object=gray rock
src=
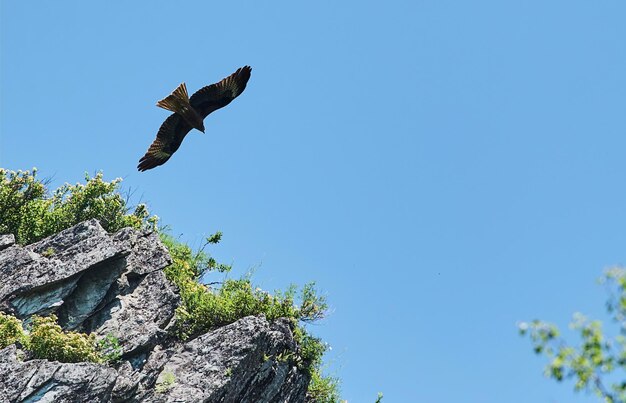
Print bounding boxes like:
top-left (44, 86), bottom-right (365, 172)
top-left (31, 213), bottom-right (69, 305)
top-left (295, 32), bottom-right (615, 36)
top-left (79, 227), bottom-right (178, 356)
top-left (139, 316), bottom-right (310, 403)
top-left (0, 246), bottom-right (64, 306)
top-left (26, 219), bottom-right (107, 254)
top-left (0, 234), bottom-right (15, 251)
top-left (112, 345), bottom-right (173, 402)
top-left (84, 269), bottom-right (179, 356)
top-left (0, 221), bottom-right (176, 349)
top-left (0, 219), bottom-right (129, 319)
top-left (10, 277), bottom-right (80, 319)
top-left (56, 256), bottom-right (128, 330)
top-left (112, 228), bottom-right (172, 276)
top-left (0, 345), bottom-right (117, 403)
top-left (0, 221), bottom-right (311, 402)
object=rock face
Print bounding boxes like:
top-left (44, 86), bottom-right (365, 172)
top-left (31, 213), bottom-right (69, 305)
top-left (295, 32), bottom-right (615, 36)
top-left (0, 345), bottom-right (118, 403)
top-left (139, 317), bottom-right (309, 403)
top-left (0, 220), bottom-right (310, 402)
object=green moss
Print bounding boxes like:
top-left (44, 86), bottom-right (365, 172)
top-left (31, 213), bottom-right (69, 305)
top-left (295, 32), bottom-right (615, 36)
top-left (155, 371), bottom-right (176, 393)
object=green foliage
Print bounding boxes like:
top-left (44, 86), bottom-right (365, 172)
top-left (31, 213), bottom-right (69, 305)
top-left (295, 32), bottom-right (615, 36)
top-left (307, 369), bottom-right (342, 403)
top-left (41, 247), bottom-right (56, 258)
top-left (155, 371), bottom-right (176, 393)
top-left (305, 375), bottom-right (382, 403)
top-left (160, 231), bottom-right (231, 286)
top-left (160, 232), bottom-right (327, 341)
top-left (0, 312), bottom-right (26, 349)
top-left (292, 326), bottom-right (328, 371)
top-left (28, 315), bottom-right (103, 363)
top-left (171, 276), bottom-right (328, 343)
top-left (520, 268), bottom-right (626, 403)
top-left (0, 313), bottom-right (119, 364)
top-left (0, 168), bottom-right (156, 245)
top-left (160, 232), bottom-right (338, 400)
top-left (96, 333), bottom-right (123, 363)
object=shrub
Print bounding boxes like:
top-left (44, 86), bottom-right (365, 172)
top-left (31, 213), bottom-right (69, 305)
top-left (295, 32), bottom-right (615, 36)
top-left (0, 313), bottom-right (120, 364)
top-left (0, 168), bottom-right (156, 245)
top-left (307, 369), bottom-right (342, 403)
top-left (172, 278), bottom-right (328, 340)
top-left (27, 315), bottom-right (103, 363)
top-left (161, 232), bottom-right (338, 399)
top-left (161, 232), bottom-right (328, 339)
top-left (0, 312), bottom-right (26, 349)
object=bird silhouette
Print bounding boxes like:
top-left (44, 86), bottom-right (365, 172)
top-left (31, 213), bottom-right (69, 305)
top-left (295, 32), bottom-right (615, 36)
top-left (138, 66), bottom-right (252, 171)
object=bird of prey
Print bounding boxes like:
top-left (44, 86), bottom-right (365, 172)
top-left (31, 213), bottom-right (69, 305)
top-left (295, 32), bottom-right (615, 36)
top-left (137, 66), bottom-right (252, 171)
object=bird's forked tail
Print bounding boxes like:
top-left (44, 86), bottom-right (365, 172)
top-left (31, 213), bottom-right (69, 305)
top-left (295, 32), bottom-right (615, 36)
top-left (156, 83), bottom-right (191, 115)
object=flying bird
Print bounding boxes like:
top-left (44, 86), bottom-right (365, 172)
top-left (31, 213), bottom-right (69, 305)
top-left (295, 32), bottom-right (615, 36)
top-left (137, 66), bottom-right (252, 171)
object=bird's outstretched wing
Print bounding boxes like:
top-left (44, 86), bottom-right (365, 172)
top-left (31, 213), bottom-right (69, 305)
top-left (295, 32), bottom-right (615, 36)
top-left (137, 113), bottom-right (192, 171)
top-left (189, 66), bottom-right (252, 118)
top-left (138, 66), bottom-right (251, 172)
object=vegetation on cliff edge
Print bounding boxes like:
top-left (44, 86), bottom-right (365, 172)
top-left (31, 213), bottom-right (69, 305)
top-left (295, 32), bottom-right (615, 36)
top-left (0, 168), bottom-right (341, 401)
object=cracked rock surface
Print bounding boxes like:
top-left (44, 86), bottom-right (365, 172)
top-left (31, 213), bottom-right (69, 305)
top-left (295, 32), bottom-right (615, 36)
top-left (0, 220), bottom-right (310, 402)
top-left (0, 345), bottom-right (118, 403)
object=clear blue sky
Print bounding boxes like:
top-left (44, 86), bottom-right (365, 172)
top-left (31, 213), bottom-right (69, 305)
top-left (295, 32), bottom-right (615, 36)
top-left (2, 1), bottom-right (625, 402)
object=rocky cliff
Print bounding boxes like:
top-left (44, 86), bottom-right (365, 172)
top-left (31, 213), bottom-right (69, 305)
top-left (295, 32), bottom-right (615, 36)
top-left (0, 219), bottom-right (310, 402)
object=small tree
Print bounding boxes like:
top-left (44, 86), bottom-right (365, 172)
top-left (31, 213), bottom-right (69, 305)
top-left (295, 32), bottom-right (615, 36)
top-left (520, 268), bottom-right (626, 402)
